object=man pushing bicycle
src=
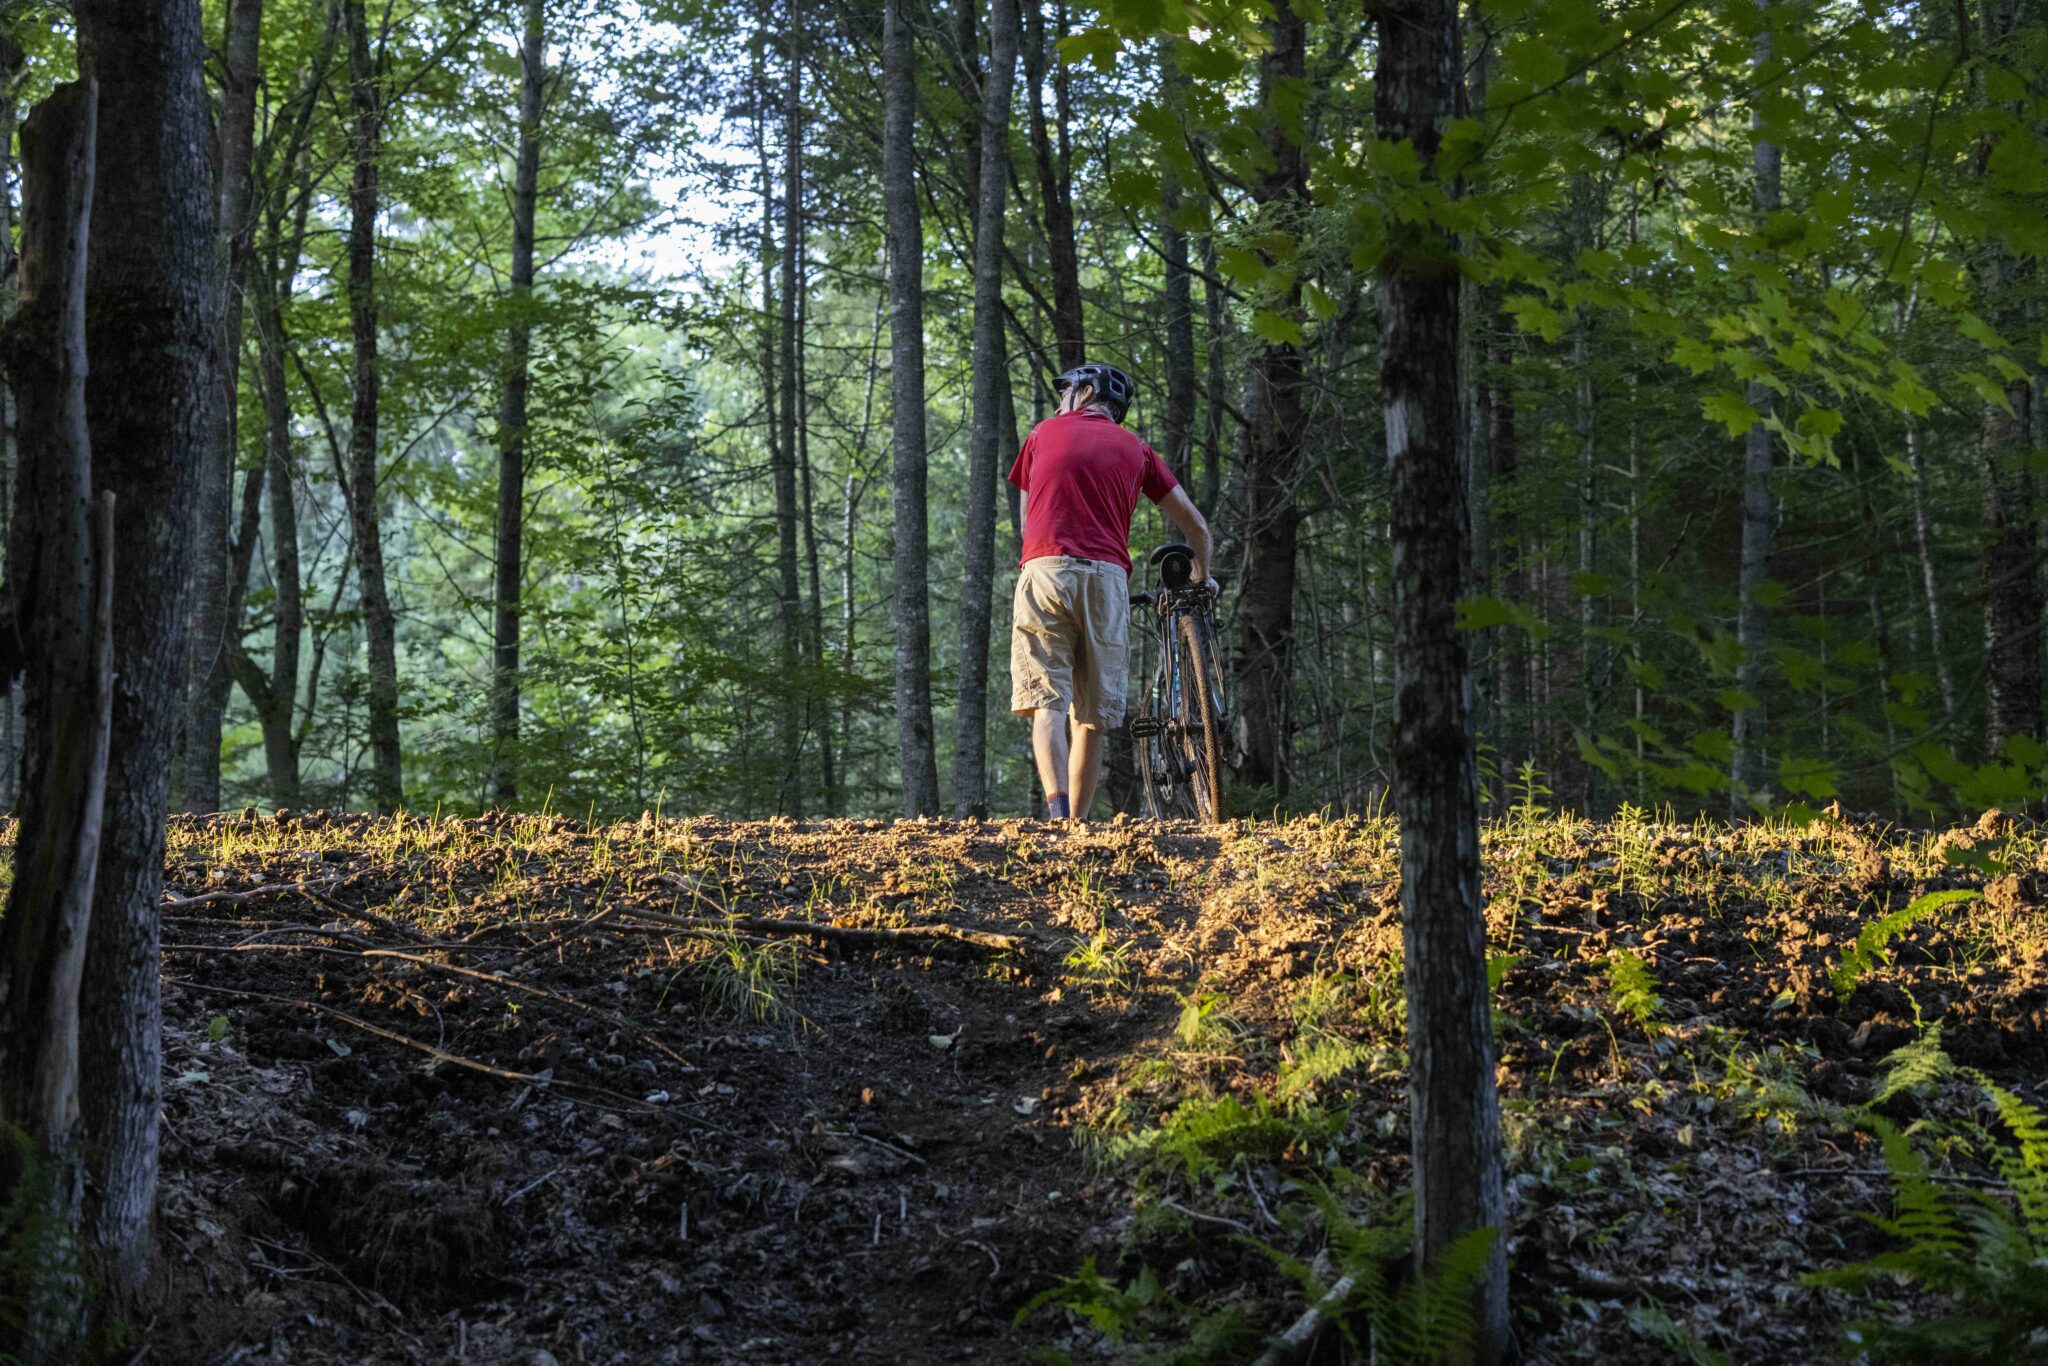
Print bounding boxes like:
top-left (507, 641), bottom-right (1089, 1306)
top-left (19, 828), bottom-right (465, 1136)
top-left (1008, 362), bottom-right (1215, 821)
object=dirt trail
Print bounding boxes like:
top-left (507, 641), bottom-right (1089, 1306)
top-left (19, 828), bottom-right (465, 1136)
top-left (141, 810), bottom-right (2048, 1363)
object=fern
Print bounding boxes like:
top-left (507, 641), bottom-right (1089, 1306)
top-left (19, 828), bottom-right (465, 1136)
top-left (1832, 889), bottom-right (1980, 1003)
top-left (1605, 950), bottom-right (1665, 1037)
top-left (1014, 1255), bottom-right (1253, 1363)
top-left (1627, 1302), bottom-right (1732, 1366)
top-left (1153, 1094), bottom-right (1309, 1183)
top-left (1874, 1021), bottom-right (1952, 1104)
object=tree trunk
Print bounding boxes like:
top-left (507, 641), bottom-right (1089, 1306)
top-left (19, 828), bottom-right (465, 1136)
top-left (1903, 418), bottom-right (1957, 730)
top-left (248, 222), bottom-right (304, 808)
top-left (1232, 1), bottom-right (1308, 803)
top-left (75, 0), bottom-right (218, 1309)
top-left (1022, 0), bottom-right (1082, 368)
top-left (0, 82), bottom-right (108, 1359)
top-left (343, 0), bottom-right (403, 812)
top-left (774, 6), bottom-right (805, 815)
top-left (1489, 311), bottom-right (1521, 786)
top-left (0, 34), bottom-right (27, 815)
top-left (952, 0), bottom-right (1017, 819)
top-left (798, 273), bottom-right (837, 813)
top-left (1160, 50), bottom-right (1195, 487)
top-left (181, 0), bottom-right (263, 815)
top-left (882, 0), bottom-right (941, 815)
top-left (490, 0), bottom-right (545, 807)
top-left (1731, 8), bottom-right (1778, 810)
top-left (1982, 372), bottom-right (2041, 752)
top-left (1199, 232), bottom-right (1225, 516)
top-left (1374, 0), bottom-right (1510, 1354)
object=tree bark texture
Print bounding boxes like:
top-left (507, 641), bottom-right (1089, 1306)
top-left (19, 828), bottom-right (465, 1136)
top-left (0, 35), bottom-right (24, 815)
top-left (182, 0), bottom-right (264, 814)
top-left (344, 0), bottom-right (403, 812)
top-left (1159, 50), bottom-right (1195, 487)
top-left (1374, 1), bottom-right (1511, 1355)
top-left (1022, 0), bottom-right (1082, 370)
top-left (1731, 10), bottom-right (1778, 809)
top-left (1232, 1), bottom-right (1308, 803)
top-left (882, 0), bottom-right (941, 815)
top-left (75, 0), bottom-right (218, 1308)
top-left (775, 8), bottom-right (805, 815)
top-left (952, 0), bottom-right (1017, 818)
top-left (0, 82), bottom-right (107, 1359)
top-left (491, 0), bottom-right (546, 807)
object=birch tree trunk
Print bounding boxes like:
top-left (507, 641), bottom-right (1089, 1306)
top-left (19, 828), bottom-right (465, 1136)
top-left (490, 0), bottom-right (546, 807)
top-left (1159, 48), bottom-right (1195, 488)
top-left (76, 0), bottom-right (218, 1308)
top-left (883, 0), bottom-right (941, 815)
top-left (0, 81), bottom-right (108, 1360)
top-left (1375, 0), bottom-right (1510, 1353)
top-left (1731, 6), bottom-right (1779, 810)
top-left (1903, 418), bottom-right (1958, 729)
top-left (952, 0), bottom-right (1018, 818)
top-left (343, 0), bottom-right (403, 812)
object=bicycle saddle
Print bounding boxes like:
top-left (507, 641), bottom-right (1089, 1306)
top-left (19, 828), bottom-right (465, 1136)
top-left (1150, 543), bottom-right (1194, 588)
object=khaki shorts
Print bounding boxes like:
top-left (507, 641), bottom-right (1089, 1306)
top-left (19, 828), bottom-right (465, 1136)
top-left (1010, 556), bottom-right (1130, 730)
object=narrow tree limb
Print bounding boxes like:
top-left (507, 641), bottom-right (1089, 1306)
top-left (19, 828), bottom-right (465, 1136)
top-left (1249, 1274), bottom-right (1358, 1366)
top-left (616, 904), bottom-right (1024, 953)
top-left (165, 977), bottom-right (656, 1111)
top-left (160, 874), bottom-right (351, 912)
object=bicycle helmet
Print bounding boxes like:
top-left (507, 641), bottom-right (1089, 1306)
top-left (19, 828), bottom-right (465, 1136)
top-left (1054, 362), bottom-right (1136, 424)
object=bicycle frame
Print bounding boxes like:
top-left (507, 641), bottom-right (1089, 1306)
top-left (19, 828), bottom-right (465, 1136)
top-left (1129, 548), bottom-right (1226, 822)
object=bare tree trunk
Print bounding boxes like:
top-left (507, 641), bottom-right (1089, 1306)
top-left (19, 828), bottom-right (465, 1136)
top-left (1159, 48), bottom-right (1195, 487)
top-left (1982, 371), bottom-right (2041, 751)
top-left (883, 0), bottom-right (941, 815)
top-left (1375, 0), bottom-right (1510, 1354)
top-left (951, 0), bottom-right (1017, 818)
top-left (772, 8), bottom-right (806, 815)
top-left (1902, 418), bottom-right (1957, 730)
top-left (1731, 7), bottom-right (1779, 810)
top-left (792, 163), bottom-right (836, 813)
top-left (1022, 0), bottom-right (1082, 368)
top-left (0, 83), bottom-right (108, 1359)
top-left (490, 0), bottom-right (546, 807)
top-left (1489, 311), bottom-right (1521, 789)
top-left (1199, 232), bottom-right (1225, 517)
top-left (343, 0), bottom-right (402, 812)
top-left (0, 35), bottom-right (28, 814)
top-left (76, 0), bottom-right (217, 1309)
top-left (180, 0), bottom-right (263, 814)
top-left (1232, 0), bottom-right (1308, 803)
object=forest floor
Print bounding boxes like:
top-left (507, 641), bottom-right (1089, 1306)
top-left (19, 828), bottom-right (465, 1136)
top-left (118, 806), bottom-right (2048, 1364)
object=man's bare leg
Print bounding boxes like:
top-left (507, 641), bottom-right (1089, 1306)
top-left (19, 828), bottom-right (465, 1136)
top-left (1069, 721), bottom-right (1103, 820)
top-left (1031, 708), bottom-right (1072, 816)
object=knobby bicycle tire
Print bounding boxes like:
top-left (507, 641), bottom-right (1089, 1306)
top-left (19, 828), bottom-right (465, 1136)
top-left (1176, 611), bottom-right (1225, 823)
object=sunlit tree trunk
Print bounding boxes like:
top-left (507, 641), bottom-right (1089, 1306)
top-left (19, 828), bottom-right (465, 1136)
top-left (952, 0), bottom-right (1017, 818)
top-left (491, 0), bottom-right (546, 807)
top-left (883, 0), bottom-right (940, 814)
top-left (0, 81), bottom-right (108, 1359)
top-left (76, 0), bottom-right (218, 1309)
top-left (1375, 0), bottom-right (1510, 1353)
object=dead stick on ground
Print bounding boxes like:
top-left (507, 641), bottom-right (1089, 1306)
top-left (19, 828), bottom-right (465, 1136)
top-left (360, 948), bottom-right (695, 1069)
top-left (161, 874), bottom-right (351, 912)
top-left (615, 904), bottom-right (1024, 953)
top-left (1249, 1273), bottom-right (1358, 1366)
top-left (166, 977), bottom-right (657, 1112)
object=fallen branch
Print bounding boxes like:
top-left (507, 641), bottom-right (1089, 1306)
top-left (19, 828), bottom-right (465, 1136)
top-left (1249, 1273), bottom-right (1359, 1366)
top-left (166, 977), bottom-right (655, 1112)
top-left (161, 874), bottom-right (352, 912)
top-left (615, 904), bottom-right (1024, 953)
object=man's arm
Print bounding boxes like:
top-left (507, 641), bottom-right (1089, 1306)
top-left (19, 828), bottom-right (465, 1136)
top-left (1157, 486), bottom-right (1214, 586)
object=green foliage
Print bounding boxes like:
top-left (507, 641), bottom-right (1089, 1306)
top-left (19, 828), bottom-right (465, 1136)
top-left (1626, 1302), bottom-right (1733, 1366)
top-left (0, 1124), bottom-right (85, 1355)
top-left (1814, 1039), bottom-right (2048, 1362)
top-left (1013, 1255), bottom-right (1254, 1363)
top-left (1604, 950), bottom-right (1665, 1037)
top-left (1258, 1185), bottom-right (1499, 1366)
top-left (1833, 891), bottom-right (1981, 1003)
top-left (1874, 1022), bottom-right (1953, 1104)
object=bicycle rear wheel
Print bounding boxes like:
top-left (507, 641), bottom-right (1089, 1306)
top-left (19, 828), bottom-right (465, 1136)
top-left (1175, 612), bottom-right (1225, 823)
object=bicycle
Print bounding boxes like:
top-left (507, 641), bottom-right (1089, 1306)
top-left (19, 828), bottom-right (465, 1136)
top-left (1128, 543), bottom-right (1228, 824)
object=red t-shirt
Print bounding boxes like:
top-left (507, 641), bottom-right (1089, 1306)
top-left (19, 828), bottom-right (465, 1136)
top-left (1007, 411), bottom-right (1179, 572)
